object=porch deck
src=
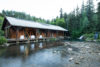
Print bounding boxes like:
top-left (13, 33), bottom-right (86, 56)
top-left (7, 37), bottom-right (66, 44)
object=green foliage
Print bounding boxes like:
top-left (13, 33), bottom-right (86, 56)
top-left (60, 8), bottom-right (63, 18)
top-left (84, 33), bottom-right (94, 39)
top-left (97, 2), bottom-right (100, 31)
top-left (98, 33), bottom-right (100, 39)
top-left (86, 0), bottom-right (95, 32)
top-left (2, 10), bottom-right (47, 23)
top-left (0, 0), bottom-right (99, 40)
top-left (84, 33), bottom-right (95, 41)
top-left (55, 18), bottom-right (66, 28)
top-left (51, 0), bottom-right (99, 39)
top-left (0, 16), bottom-right (4, 36)
top-left (71, 31), bottom-right (82, 39)
top-left (0, 36), bottom-right (7, 45)
top-left (85, 37), bottom-right (94, 41)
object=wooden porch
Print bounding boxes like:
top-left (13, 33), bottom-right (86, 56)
top-left (7, 36), bottom-right (67, 44)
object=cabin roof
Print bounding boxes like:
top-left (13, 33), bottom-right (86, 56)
top-left (3, 16), bottom-right (68, 31)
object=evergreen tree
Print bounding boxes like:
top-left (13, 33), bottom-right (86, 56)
top-left (63, 13), bottom-right (67, 29)
top-left (2, 10), bottom-right (47, 23)
top-left (80, 1), bottom-right (89, 33)
top-left (86, 0), bottom-right (95, 32)
top-left (60, 8), bottom-right (63, 18)
top-left (97, 2), bottom-right (100, 31)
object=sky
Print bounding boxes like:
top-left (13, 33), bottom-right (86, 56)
top-left (0, 0), bottom-right (99, 20)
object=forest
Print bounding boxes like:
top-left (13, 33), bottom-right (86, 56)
top-left (0, 0), bottom-right (100, 40)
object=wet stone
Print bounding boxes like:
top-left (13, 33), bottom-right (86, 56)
top-left (75, 61), bottom-right (80, 64)
top-left (68, 48), bottom-right (73, 51)
top-left (69, 57), bottom-right (74, 61)
top-left (98, 53), bottom-right (100, 55)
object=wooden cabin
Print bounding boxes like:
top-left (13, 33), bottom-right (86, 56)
top-left (2, 17), bottom-right (69, 40)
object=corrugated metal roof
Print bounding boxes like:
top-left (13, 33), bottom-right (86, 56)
top-left (6, 16), bottom-right (68, 31)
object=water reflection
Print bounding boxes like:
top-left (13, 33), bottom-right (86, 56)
top-left (30, 44), bottom-right (35, 50)
top-left (0, 42), bottom-right (69, 67)
top-left (39, 43), bottom-right (43, 48)
top-left (1, 42), bottom-right (63, 58)
top-left (20, 45), bottom-right (25, 53)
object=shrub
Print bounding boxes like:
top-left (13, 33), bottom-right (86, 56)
top-left (84, 33), bottom-right (94, 39)
top-left (0, 36), bottom-right (7, 45)
top-left (71, 31), bottom-right (82, 39)
top-left (85, 38), bottom-right (93, 41)
top-left (98, 33), bottom-right (100, 39)
top-left (84, 33), bottom-right (94, 41)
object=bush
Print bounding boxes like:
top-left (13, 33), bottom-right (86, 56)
top-left (71, 31), bottom-right (82, 39)
top-left (84, 33), bottom-right (94, 41)
top-left (98, 33), bottom-right (100, 39)
top-left (0, 36), bottom-right (7, 45)
top-left (85, 37), bottom-right (93, 41)
top-left (84, 33), bottom-right (94, 38)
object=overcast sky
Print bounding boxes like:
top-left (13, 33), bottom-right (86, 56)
top-left (0, 0), bottom-right (99, 20)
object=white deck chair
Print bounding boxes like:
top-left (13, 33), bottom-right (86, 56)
top-left (20, 35), bottom-right (24, 39)
top-left (30, 35), bottom-right (35, 39)
top-left (39, 35), bottom-right (43, 39)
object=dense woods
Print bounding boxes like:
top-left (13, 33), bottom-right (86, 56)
top-left (51, 0), bottom-right (100, 39)
top-left (0, 0), bottom-right (100, 39)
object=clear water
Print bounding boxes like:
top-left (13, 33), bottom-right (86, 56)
top-left (0, 42), bottom-right (70, 67)
top-left (0, 41), bottom-right (100, 67)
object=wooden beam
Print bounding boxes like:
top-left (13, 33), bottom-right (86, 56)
top-left (63, 31), bottom-right (64, 36)
top-left (36, 29), bottom-right (39, 38)
top-left (5, 28), bottom-right (8, 38)
top-left (16, 28), bottom-right (19, 40)
top-left (56, 31), bottom-right (58, 37)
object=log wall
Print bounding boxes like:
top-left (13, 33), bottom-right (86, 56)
top-left (7, 27), bottom-right (66, 39)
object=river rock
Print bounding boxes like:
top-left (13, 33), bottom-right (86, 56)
top-left (69, 57), bottom-right (74, 61)
top-left (75, 61), bottom-right (80, 64)
top-left (85, 46), bottom-right (90, 49)
top-left (68, 48), bottom-right (73, 51)
top-left (98, 53), bottom-right (100, 55)
top-left (80, 56), bottom-right (84, 59)
top-left (64, 42), bottom-right (70, 46)
top-left (53, 50), bottom-right (57, 53)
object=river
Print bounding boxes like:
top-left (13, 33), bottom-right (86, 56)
top-left (0, 41), bottom-right (100, 67)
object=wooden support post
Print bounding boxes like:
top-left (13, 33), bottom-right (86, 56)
top-left (16, 28), bottom-right (19, 44)
top-left (27, 38), bottom-right (30, 43)
top-left (35, 29), bottom-right (38, 42)
top-left (63, 31), bottom-right (64, 39)
top-left (63, 31), bottom-right (64, 36)
top-left (36, 29), bottom-right (38, 38)
top-left (5, 26), bottom-right (11, 39)
top-left (64, 31), bottom-right (65, 37)
top-left (5, 28), bottom-right (8, 38)
top-left (56, 31), bottom-right (58, 37)
top-left (47, 30), bottom-right (49, 37)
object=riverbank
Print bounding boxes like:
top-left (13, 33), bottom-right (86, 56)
top-left (0, 41), bottom-right (100, 67)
